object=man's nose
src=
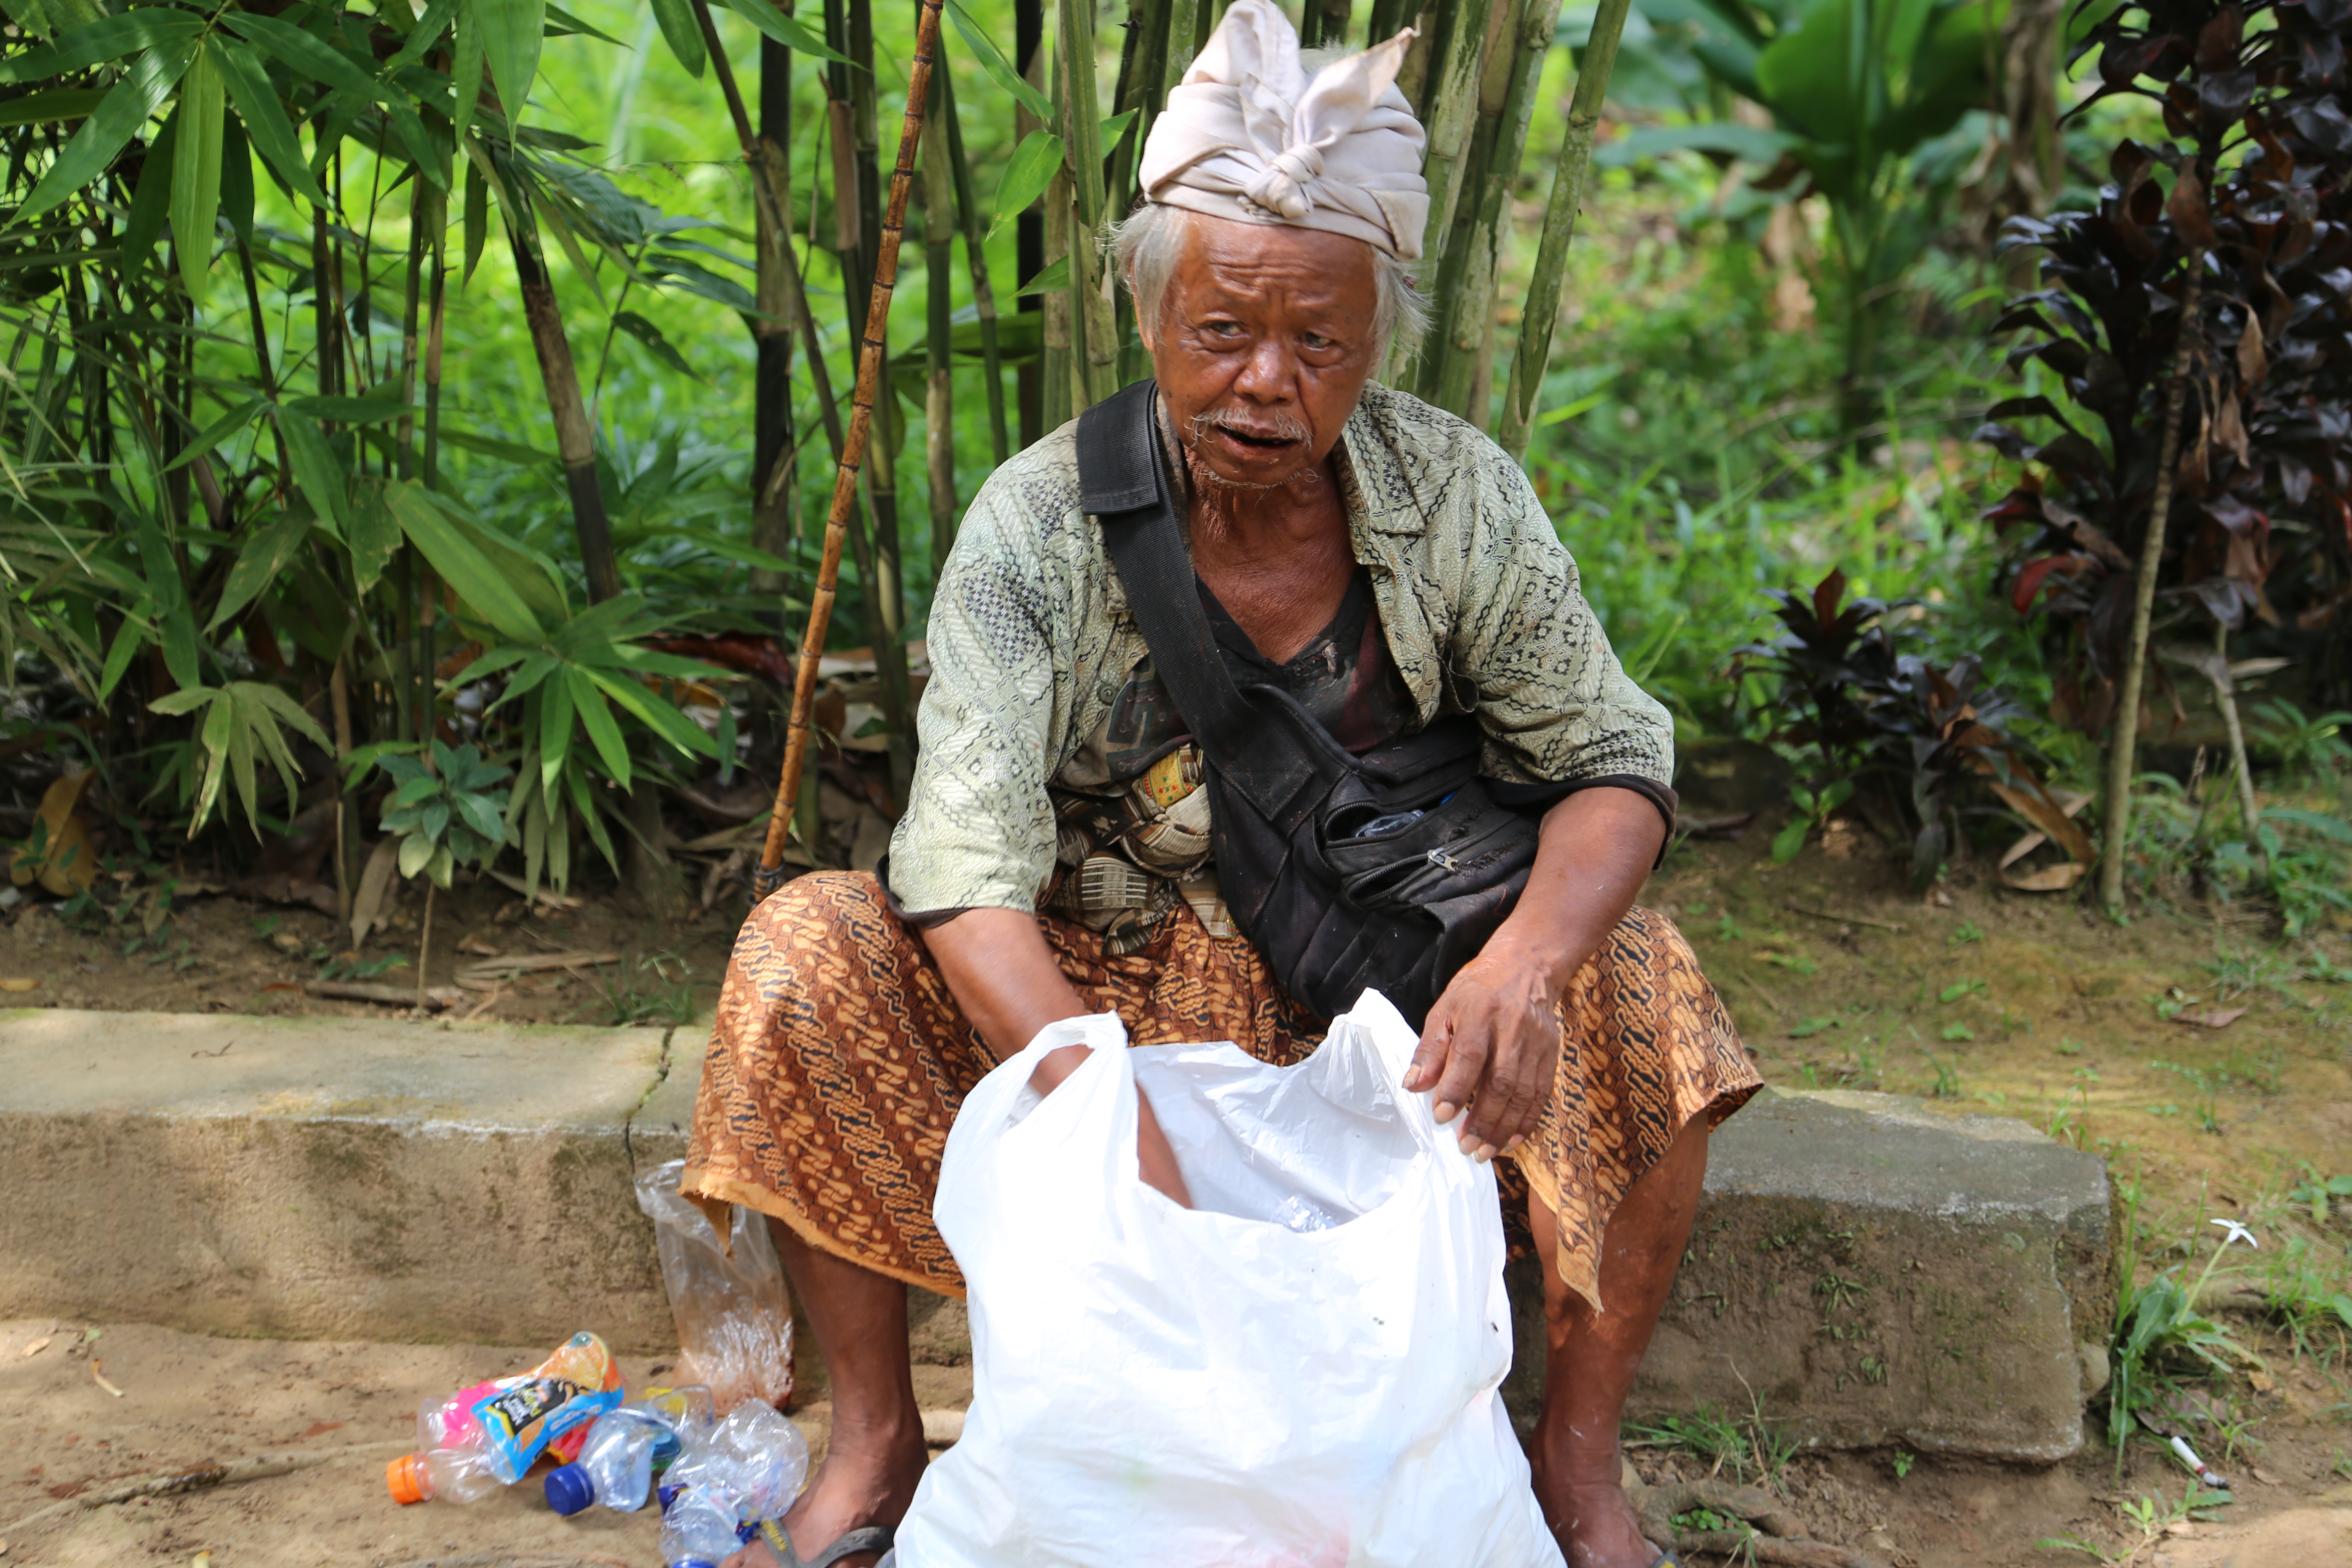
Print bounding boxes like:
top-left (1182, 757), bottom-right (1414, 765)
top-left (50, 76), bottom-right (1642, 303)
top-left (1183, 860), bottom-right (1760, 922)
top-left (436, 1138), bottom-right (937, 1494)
top-left (1232, 336), bottom-right (1297, 402)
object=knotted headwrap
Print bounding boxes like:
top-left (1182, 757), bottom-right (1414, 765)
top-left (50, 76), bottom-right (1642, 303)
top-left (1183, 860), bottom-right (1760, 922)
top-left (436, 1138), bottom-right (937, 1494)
top-left (1139, 0), bottom-right (1430, 260)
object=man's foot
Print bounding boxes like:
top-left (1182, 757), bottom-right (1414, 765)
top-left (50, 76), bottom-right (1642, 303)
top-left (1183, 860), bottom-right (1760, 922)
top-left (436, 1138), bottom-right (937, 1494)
top-left (719, 1418), bottom-right (927, 1568)
top-left (1529, 1439), bottom-right (1664, 1568)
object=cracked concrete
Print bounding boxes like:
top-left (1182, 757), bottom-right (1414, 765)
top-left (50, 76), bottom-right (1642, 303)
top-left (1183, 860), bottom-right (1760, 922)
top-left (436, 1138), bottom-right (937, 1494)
top-left (0, 1008), bottom-right (708, 1351)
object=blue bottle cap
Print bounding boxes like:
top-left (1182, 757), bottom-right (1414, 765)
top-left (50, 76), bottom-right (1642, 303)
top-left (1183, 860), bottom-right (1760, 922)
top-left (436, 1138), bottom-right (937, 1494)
top-left (657, 1480), bottom-right (686, 1514)
top-left (543, 1462), bottom-right (595, 1517)
top-left (669, 1560), bottom-right (721, 1568)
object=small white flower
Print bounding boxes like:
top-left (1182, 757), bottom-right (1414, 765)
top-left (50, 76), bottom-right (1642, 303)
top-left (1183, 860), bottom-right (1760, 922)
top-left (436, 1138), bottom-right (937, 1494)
top-left (2209, 1217), bottom-right (2258, 1249)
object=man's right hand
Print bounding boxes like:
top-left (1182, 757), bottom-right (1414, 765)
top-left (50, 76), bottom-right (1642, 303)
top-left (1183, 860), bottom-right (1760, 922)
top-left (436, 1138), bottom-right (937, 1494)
top-left (921, 909), bottom-right (1196, 1208)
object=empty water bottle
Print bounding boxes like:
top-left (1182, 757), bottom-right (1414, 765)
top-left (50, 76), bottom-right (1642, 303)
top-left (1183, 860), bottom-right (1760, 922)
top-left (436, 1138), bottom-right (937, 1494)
top-left (658, 1485), bottom-right (747, 1568)
top-left (655, 1402), bottom-right (812, 1565)
top-left (1272, 1194), bottom-right (1338, 1233)
top-left (546, 1386), bottom-right (718, 1516)
top-left (386, 1383), bottom-right (505, 1506)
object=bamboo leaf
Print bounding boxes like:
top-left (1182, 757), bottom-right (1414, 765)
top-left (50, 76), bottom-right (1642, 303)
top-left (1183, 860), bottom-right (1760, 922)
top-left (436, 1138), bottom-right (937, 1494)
top-left (646, 0), bottom-right (705, 77)
top-left (714, 0), bottom-right (854, 64)
top-left (991, 130), bottom-right (1064, 239)
top-left (944, 0), bottom-right (1049, 120)
top-left (192, 691), bottom-right (232, 829)
top-left (1012, 255), bottom-right (1069, 297)
top-left (0, 87), bottom-right (106, 129)
top-left (15, 40), bottom-right (197, 225)
top-left (346, 475), bottom-right (401, 595)
top-left (1098, 107), bottom-right (1137, 150)
top-left (168, 42), bottom-right (225, 304)
top-left (218, 111), bottom-right (252, 240)
top-left (0, 9), bottom-right (202, 84)
top-left (284, 394), bottom-right (410, 423)
top-left (134, 517), bottom-right (201, 690)
top-left (387, 0), bottom-right (465, 74)
top-left (478, 0), bottom-right (546, 134)
top-left (610, 309), bottom-right (700, 380)
top-left (452, 0), bottom-right (485, 145)
top-left (461, 152), bottom-right (490, 279)
top-left (96, 616), bottom-right (147, 704)
top-left (590, 667), bottom-right (719, 758)
top-left (238, 679), bottom-right (333, 752)
top-left (221, 12), bottom-right (383, 102)
top-left (545, 5), bottom-right (630, 46)
top-left (205, 506), bottom-right (313, 633)
top-left (121, 108), bottom-right (178, 275)
top-left (386, 481), bottom-right (545, 642)
top-left (538, 665), bottom-right (575, 793)
top-left (272, 407), bottom-right (349, 540)
top-left (566, 665), bottom-right (631, 788)
top-left (216, 38), bottom-right (328, 206)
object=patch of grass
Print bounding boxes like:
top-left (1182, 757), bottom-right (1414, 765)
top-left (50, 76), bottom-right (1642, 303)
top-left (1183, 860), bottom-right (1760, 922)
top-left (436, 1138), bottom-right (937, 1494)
top-left (2036, 1481), bottom-right (2232, 1562)
top-left (598, 952), bottom-right (698, 1028)
top-left (1625, 1400), bottom-right (1797, 1492)
top-left (1920, 1048), bottom-right (1961, 1098)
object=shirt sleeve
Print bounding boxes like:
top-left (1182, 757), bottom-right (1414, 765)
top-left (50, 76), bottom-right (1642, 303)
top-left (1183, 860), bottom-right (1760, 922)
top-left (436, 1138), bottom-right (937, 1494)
top-left (882, 479), bottom-right (1069, 917)
top-left (1447, 442), bottom-right (1678, 797)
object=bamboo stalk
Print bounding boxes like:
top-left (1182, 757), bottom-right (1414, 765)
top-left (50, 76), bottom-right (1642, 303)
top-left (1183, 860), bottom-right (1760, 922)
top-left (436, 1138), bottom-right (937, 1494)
top-left (2099, 248), bottom-right (2205, 914)
top-left (1412, 0), bottom-right (1497, 274)
top-left (1017, 0), bottom-right (1048, 449)
top-left (755, 0), bottom-right (952, 896)
top-left (1059, 0), bottom-right (1120, 410)
top-left (925, 43), bottom-right (958, 580)
top-left (1427, 0), bottom-right (1559, 421)
top-left (942, 68), bottom-right (1010, 464)
top-left (1043, 163), bottom-right (1074, 430)
top-left (752, 28), bottom-right (799, 582)
top-left (396, 184), bottom-right (428, 480)
top-left (1495, 0), bottom-right (1632, 456)
top-left (506, 200), bottom-right (622, 603)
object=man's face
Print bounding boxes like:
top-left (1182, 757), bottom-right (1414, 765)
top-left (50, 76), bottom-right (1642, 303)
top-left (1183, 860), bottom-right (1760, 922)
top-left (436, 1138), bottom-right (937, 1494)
top-left (1141, 212), bottom-right (1383, 491)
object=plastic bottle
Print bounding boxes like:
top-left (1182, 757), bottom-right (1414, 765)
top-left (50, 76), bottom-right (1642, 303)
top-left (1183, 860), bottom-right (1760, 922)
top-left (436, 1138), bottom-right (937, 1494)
top-left (545, 1386), bottom-right (717, 1516)
top-left (658, 1485), bottom-right (749, 1568)
top-left (654, 1403), bottom-right (812, 1565)
top-left (386, 1381), bottom-right (506, 1505)
top-left (387, 1332), bottom-right (627, 1504)
top-left (1273, 1194), bottom-right (1338, 1233)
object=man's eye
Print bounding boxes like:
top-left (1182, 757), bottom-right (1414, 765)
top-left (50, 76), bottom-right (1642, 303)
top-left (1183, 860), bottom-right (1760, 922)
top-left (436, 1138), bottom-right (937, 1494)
top-left (1202, 320), bottom-right (1243, 337)
top-left (1302, 333), bottom-right (1335, 350)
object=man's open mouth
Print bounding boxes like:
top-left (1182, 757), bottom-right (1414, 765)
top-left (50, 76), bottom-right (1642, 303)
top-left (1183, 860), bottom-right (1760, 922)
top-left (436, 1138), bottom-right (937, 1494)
top-left (1219, 426), bottom-right (1299, 449)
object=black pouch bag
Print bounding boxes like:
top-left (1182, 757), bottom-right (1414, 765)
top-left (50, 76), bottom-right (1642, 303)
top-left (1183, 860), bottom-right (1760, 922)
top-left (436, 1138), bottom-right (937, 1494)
top-left (1077, 380), bottom-right (1539, 1029)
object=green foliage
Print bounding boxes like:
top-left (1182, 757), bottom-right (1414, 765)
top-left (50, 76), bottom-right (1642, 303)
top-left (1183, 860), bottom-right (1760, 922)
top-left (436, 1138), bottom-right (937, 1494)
top-left (1624, 1402), bottom-right (1797, 1489)
top-left (375, 740), bottom-right (511, 888)
top-left (147, 682), bottom-right (331, 835)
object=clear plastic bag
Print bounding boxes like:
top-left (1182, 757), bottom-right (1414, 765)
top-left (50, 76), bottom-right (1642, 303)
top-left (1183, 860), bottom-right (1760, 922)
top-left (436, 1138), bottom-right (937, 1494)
top-left (635, 1159), bottom-right (794, 1412)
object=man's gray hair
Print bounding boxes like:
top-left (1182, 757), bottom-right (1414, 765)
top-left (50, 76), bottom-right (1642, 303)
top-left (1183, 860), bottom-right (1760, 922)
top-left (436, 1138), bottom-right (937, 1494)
top-left (1107, 201), bottom-right (1429, 361)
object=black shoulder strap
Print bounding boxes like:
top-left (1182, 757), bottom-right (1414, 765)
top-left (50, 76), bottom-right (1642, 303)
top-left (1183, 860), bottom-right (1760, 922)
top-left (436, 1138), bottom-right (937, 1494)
top-left (1076, 381), bottom-right (1325, 822)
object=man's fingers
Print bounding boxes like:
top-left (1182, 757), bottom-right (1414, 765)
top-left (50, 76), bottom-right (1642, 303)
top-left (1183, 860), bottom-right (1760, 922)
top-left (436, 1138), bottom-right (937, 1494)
top-left (1429, 1016), bottom-right (1489, 1130)
top-left (1406, 1014), bottom-right (1452, 1099)
top-left (1458, 1025), bottom-right (1525, 1154)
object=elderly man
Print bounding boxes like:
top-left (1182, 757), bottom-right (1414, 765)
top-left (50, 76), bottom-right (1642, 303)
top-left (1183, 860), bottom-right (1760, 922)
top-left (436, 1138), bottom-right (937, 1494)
top-left (689, 5), bottom-right (1756, 1565)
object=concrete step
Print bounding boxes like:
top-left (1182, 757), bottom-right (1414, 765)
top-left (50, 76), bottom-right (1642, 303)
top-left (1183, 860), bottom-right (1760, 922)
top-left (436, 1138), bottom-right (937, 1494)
top-left (1502, 1087), bottom-right (2116, 1462)
top-left (0, 1007), bottom-right (700, 1352)
top-left (2, 1011), bottom-right (2111, 1463)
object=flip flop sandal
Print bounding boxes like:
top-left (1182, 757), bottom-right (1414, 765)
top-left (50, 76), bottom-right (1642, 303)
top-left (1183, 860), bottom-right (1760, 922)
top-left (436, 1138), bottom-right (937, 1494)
top-left (757, 1518), bottom-right (897, 1568)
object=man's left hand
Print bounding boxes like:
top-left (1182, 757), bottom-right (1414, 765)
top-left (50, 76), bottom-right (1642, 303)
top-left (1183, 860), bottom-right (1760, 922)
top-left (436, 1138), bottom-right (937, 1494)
top-left (1404, 943), bottom-right (1563, 1160)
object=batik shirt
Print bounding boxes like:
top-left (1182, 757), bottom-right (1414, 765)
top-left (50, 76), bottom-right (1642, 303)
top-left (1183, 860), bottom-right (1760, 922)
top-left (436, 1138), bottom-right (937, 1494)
top-left (884, 381), bottom-right (1677, 947)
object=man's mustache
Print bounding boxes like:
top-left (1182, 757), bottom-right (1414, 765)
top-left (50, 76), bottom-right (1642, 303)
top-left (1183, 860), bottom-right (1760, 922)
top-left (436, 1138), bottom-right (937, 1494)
top-left (1185, 409), bottom-right (1311, 447)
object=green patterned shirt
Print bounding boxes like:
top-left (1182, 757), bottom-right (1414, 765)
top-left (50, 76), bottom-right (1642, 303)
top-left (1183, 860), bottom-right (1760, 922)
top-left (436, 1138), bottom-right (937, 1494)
top-left (885, 381), bottom-right (1675, 919)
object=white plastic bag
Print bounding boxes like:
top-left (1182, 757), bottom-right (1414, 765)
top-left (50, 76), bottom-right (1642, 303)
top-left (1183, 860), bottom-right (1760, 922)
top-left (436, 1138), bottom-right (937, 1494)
top-left (635, 1159), bottom-right (795, 1413)
top-left (897, 992), bottom-right (1562, 1568)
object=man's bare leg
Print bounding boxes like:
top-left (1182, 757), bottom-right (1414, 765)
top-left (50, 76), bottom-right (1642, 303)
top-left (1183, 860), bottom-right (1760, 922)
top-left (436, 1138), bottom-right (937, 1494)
top-left (1527, 1117), bottom-right (1710, 1568)
top-left (722, 1217), bottom-right (926, 1568)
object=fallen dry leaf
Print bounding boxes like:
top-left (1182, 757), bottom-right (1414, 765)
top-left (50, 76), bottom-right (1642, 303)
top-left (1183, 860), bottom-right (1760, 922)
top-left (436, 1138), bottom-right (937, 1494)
top-left (2002, 862), bottom-right (2086, 892)
top-left (0, 978), bottom-right (36, 992)
top-left (9, 770), bottom-right (97, 896)
top-left (2171, 1005), bottom-right (2249, 1030)
top-left (89, 1358), bottom-right (122, 1397)
top-left (20, 1335), bottom-right (51, 1358)
top-left (349, 837), bottom-right (401, 947)
top-left (456, 932), bottom-right (502, 956)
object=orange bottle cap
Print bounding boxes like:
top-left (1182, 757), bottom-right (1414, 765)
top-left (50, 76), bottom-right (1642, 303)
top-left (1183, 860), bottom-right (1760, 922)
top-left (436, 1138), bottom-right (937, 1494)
top-left (386, 1453), bottom-right (429, 1505)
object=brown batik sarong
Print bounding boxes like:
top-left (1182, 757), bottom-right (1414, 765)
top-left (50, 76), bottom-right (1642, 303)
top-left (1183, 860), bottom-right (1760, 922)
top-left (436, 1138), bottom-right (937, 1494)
top-left (683, 871), bottom-right (1758, 1312)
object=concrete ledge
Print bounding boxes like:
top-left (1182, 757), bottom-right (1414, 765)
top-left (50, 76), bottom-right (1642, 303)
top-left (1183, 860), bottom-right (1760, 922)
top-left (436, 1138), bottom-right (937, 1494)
top-left (1503, 1088), bottom-right (2115, 1462)
top-left (0, 1008), bottom-right (701, 1351)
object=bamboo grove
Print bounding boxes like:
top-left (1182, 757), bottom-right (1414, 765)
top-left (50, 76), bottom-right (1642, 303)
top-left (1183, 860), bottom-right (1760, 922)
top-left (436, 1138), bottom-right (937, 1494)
top-left (0, 0), bottom-right (1635, 911)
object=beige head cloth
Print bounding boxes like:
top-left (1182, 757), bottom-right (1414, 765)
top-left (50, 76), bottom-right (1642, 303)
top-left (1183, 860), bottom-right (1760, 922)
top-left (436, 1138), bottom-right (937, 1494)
top-left (1138, 0), bottom-right (1429, 260)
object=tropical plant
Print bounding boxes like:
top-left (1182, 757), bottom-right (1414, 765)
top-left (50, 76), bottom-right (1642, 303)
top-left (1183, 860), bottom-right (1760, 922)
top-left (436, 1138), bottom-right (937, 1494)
top-left (1607, 0), bottom-right (2009, 438)
top-left (1733, 569), bottom-right (2090, 888)
top-left (373, 737), bottom-right (508, 1004)
top-left (1978, 0), bottom-right (2352, 909)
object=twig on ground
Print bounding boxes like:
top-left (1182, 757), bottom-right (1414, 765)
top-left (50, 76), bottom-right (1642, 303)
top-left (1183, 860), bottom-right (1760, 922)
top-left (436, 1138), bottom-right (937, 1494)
top-left (305, 980), bottom-right (463, 1010)
top-left (1784, 904), bottom-right (1906, 933)
top-left (0, 1442), bottom-right (408, 1539)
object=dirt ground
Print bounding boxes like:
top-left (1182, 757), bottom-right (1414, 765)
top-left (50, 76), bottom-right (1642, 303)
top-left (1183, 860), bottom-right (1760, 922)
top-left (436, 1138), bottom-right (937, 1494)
top-left (1, 816), bottom-right (2348, 1566)
top-left (0, 1317), bottom-right (967, 1568)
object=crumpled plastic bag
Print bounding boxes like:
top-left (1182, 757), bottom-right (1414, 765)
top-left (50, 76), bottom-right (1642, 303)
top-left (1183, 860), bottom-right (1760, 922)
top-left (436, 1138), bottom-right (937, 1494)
top-left (635, 1159), bottom-right (794, 1413)
top-left (896, 991), bottom-right (1562, 1568)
